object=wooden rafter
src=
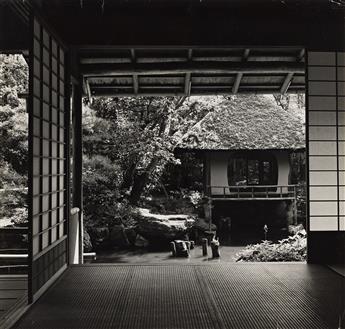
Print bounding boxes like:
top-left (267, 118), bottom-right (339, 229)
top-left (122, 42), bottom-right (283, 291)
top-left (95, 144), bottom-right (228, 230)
top-left (184, 49), bottom-right (193, 96)
top-left (130, 48), bottom-right (139, 94)
top-left (280, 72), bottom-right (294, 94)
top-left (91, 87), bottom-right (303, 97)
top-left (82, 47), bottom-right (306, 96)
top-left (280, 48), bottom-right (304, 94)
top-left (232, 48), bottom-right (250, 94)
top-left (85, 78), bottom-right (93, 104)
top-left (83, 61), bottom-right (304, 76)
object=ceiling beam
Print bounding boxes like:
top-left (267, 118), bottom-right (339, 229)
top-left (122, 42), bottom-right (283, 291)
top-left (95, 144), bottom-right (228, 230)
top-left (85, 78), bottom-right (93, 104)
top-left (90, 88), bottom-right (304, 97)
top-left (82, 61), bottom-right (305, 76)
top-left (232, 73), bottom-right (243, 94)
top-left (280, 72), bottom-right (294, 94)
top-left (184, 49), bottom-right (193, 96)
top-left (80, 55), bottom-right (301, 64)
top-left (130, 48), bottom-right (139, 94)
top-left (280, 49), bottom-right (304, 94)
top-left (232, 48), bottom-right (250, 94)
top-left (297, 49), bottom-right (305, 61)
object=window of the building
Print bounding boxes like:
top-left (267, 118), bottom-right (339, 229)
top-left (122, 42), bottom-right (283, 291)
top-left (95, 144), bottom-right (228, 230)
top-left (228, 153), bottom-right (277, 186)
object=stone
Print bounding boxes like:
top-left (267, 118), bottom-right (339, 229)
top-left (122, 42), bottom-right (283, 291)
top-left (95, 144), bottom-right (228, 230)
top-left (172, 240), bottom-right (189, 257)
top-left (87, 227), bottom-right (110, 250)
top-left (124, 227), bottom-right (137, 246)
top-left (83, 228), bottom-right (93, 252)
top-left (135, 208), bottom-right (195, 246)
top-left (210, 237), bottom-right (220, 258)
top-left (134, 234), bottom-right (149, 248)
top-left (193, 217), bottom-right (217, 232)
top-left (109, 225), bottom-right (130, 248)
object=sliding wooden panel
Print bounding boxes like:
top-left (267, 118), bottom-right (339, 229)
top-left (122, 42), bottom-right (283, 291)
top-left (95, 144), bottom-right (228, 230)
top-left (29, 13), bottom-right (69, 302)
top-left (307, 51), bottom-right (344, 233)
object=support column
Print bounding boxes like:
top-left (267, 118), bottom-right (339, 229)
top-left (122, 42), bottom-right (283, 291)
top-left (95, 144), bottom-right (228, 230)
top-left (307, 51), bottom-right (345, 264)
top-left (72, 80), bottom-right (83, 264)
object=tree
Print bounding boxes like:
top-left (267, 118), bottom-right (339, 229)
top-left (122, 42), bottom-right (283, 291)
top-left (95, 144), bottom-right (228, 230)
top-left (84, 94), bottom-right (305, 206)
top-left (85, 96), bottom-right (224, 204)
top-left (0, 54), bottom-right (28, 180)
top-left (0, 54), bottom-right (28, 226)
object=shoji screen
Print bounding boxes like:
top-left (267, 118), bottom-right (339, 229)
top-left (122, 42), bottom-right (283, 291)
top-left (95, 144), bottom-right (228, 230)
top-left (29, 14), bottom-right (69, 302)
top-left (307, 51), bottom-right (345, 234)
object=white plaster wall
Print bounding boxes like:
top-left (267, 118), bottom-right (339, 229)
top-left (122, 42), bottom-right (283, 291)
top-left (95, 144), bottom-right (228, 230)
top-left (209, 152), bottom-right (230, 195)
top-left (275, 151), bottom-right (290, 186)
top-left (208, 151), bottom-right (290, 195)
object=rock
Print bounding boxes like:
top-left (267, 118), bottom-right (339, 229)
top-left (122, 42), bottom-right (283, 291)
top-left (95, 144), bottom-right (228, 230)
top-left (171, 240), bottom-right (189, 257)
top-left (134, 234), bottom-right (149, 248)
top-left (124, 227), bottom-right (137, 246)
top-left (109, 225), bottom-right (130, 248)
top-left (83, 229), bottom-right (93, 252)
top-left (193, 217), bottom-right (217, 232)
top-left (88, 227), bottom-right (110, 250)
top-left (135, 208), bottom-right (195, 245)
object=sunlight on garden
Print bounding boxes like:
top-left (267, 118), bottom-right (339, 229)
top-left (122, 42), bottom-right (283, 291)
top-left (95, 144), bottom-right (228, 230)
top-left (0, 54), bottom-right (307, 265)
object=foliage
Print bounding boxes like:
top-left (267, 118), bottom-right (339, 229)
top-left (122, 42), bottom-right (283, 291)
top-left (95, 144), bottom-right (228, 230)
top-left (0, 55), bottom-right (28, 226)
top-left (189, 190), bottom-right (203, 207)
top-left (144, 195), bottom-right (195, 215)
top-left (83, 93), bottom-right (306, 231)
top-left (84, 96), bottom-right (220, 204)
top-left (83, 155), bottom-right (122, 226)
top-left (235, 229), bottom-right (307, 262)
top-left (0, 55), bottom-right (28, 178)
top-left (161, 152), bottom-right (204, 194)
top-left (296, 182), bottom-right (307, 225)
top-left (0, 188), bottom-right (27, 226)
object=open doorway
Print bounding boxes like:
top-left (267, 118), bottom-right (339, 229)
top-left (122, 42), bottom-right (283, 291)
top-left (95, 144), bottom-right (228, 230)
top-left (0, 54), bottom-right (29, 323)
top-left (81, 93), bottom-right (306, 264)
top-left (78, 47), bottom-right (307, 264)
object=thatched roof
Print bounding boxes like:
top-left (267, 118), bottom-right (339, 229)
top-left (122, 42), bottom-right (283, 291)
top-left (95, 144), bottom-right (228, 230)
top-left (177, 95), bottom-right (305, 151)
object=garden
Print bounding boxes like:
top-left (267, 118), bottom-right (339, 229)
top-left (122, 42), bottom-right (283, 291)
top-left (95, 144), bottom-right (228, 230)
top-left (0, 54), bottom-right (307, 264)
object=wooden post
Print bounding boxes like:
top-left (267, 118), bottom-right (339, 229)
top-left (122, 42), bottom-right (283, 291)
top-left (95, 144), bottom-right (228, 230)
top-left (208, 198), bottom-right (213, 231)
top-left (69, 207), bottom-right (80, 264)
top-left (293, 186), bottom-right (298, 225)
top-left (202, 238), bottom-right (208, 256)
top-left (72, 79), bottom-right (84, 264)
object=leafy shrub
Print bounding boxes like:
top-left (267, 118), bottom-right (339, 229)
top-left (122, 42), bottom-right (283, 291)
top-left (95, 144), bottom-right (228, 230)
top-left (83, 155), bottom-right (139, 230)
top-left (83, 155), bottom-right (122, 227)
top-left (144, 196), bottom-right (194, 215)
top-left (235, 229), bottom-right (307, 262)
top-left (0, 188), bottom-right (27, 226)
top-left (189, 190), bottom-right (203, 207)
top-left (296, 182), bottom-right (306, 225)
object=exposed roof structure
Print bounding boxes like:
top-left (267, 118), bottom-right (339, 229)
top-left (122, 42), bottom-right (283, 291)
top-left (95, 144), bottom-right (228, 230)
top-left (5, 0), bottom-right (345, 99)
top-left (81, 47), bottom-right (305, 97)
top-left (177, 95), bottom-right (305, 151)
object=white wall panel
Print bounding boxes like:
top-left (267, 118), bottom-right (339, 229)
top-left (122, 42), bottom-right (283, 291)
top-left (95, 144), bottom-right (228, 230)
top-left (308, 51), bottom-right (344, 232)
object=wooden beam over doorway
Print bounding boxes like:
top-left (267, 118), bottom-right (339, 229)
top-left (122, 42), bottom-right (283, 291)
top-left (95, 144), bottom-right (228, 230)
top-left (83, 61), bottom-right (305, 76)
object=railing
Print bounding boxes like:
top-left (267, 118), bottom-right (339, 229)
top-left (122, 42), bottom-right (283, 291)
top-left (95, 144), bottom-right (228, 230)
top-left (206, 185), bottom-right (297, 200)
top-left (0, 227), bottom-right (28, 274)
